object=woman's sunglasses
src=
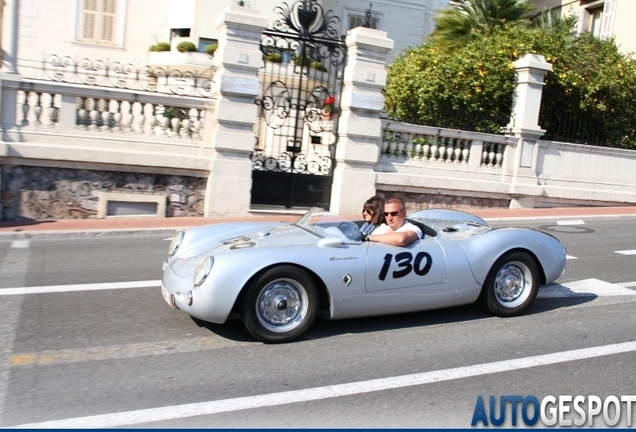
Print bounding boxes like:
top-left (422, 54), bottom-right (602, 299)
top-left (362, 209), bottom-right (373, 214)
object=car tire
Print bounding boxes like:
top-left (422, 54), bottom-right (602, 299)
top-left (480, 251), bottom-right (539, 317)
top-left (240, 266), bottom-right (319, 343)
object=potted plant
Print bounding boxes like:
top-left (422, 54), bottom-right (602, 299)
top-left (205, 43), bottom-right (218, 56)
top-left (265, 52), bottom-right (283, 63)
top-left (149, 42), bottom-right (171, 52)
top-left (322, 95), bottom-right (339, 120)
top-left (176, 41), bottom-right (197, 53)
top-left (310, 61), bottom-right (327, 72)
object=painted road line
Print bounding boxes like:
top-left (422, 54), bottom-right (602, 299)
top-left (0, 280), bottom-right (161, 296)
top-left (617, 281), bottom-right (636, 288)
top-left (538, 278), bottom-right (636, 299)
top-left (566, 255), bottom-right (578, 260)
top-left (12, 340), bottom-right (636, 429)
top-left (614, 249), bottom-right (636, 256)
top-left (557, 220), bottom-right (585, 225)
top-left (9, 337), bottom-right (247, 366)
top-left (10, 240), bottom-right (30, 249)
top-left (0, 239), bottom-right (29, 422)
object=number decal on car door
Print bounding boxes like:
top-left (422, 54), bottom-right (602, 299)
top-left (378, 252), bottom-right (433, 281)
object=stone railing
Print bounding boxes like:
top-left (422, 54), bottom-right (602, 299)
top-left (379, 121), bottom-right (516, 169)
top-left (374, 120), bottom-right (636, 209)
top-left (0, 76), bottom-right (218, 220)
top-left (4, 78), bottom-right (211, 139)
top-left (375, 121), bottom-right (520, 208)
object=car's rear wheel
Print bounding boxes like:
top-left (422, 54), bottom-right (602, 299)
top-left (480, 251), bottom-right (539, 317)
top-left (240, 266), bottom-right (318, 343)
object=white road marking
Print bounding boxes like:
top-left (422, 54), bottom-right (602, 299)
top-left (13, 340), bottom-right (636, 429)
top-left (0, 280), bottom-right (161, 296)
top-left (10, 240), bottom-right (30, 249)
top-left (538, 278), bottom-right (636, 298)
top-left (566, 255), bottom-right (578, 260)
top-left (614, 249), bottom-right (636, 255)
top-left (618, 281), bottom-right (636, 288)
top-left (556, 220), bottom-right (585, 225)
top-left (0, 239), bottom-right (29, 422)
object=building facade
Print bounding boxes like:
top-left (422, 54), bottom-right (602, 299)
top-left (529, 0), bottom-right (635, 56)
top-left (2, 1), bottom-right (635, 221)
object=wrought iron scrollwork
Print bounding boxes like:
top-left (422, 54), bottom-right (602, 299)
top-left (42, 54), bottom-right (216, 98)
top-left (270, 1), bottom-right (340, 40)
top-left (251, 150), bottom-right (332, 175)
top-left (233, 0), bottom-right (255, 7)
top-left (251, 0), bottom-right (345, 208)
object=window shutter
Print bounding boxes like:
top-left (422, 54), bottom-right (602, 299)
top-left (82, 0), bottom-right (97, 39)
top-left (101, 15), bottom-right (115, 42)
top-left (101, 0), bottom-right (117, 42)
top-left (81, 0), bottom-right (117, 44)
top-left (600, 0), bottom-right (616, 39)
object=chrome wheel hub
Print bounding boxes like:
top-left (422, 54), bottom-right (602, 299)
top-left (257, 279), bottom-right (308, 332)
top-left (494, 261), bottom-right (532, 307)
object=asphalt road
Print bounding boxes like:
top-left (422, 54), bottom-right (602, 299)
top-left (0, 216), bottom-right (635, 428)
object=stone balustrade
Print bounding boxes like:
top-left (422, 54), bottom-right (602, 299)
top-left (5, 78), bottom-right (211, 140)
top-left (379, 121), bottom-right (516, 169)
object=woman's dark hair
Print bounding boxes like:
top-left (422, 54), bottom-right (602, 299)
top-left (363, 196), bottom-right (386, 225)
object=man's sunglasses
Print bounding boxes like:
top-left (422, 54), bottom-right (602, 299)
top-left (384, 210), bottom-right (403, 217)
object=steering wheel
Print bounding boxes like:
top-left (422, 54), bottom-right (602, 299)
top-left (338, 222), bottom-right (360, 241)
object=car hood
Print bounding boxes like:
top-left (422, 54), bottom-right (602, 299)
top-left (168, 223), bottom-right (318, 277)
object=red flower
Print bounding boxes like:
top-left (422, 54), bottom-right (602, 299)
top-left (324, 96), bottom-right (336, 106)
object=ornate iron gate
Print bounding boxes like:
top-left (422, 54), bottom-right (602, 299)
top-left (251, 0), bottom-right (346, 209)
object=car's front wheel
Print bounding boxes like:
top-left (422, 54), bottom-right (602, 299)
top-left (480, 251), bottom-right (539, 317)
top-left (240, 265), bottom-right (318, 343)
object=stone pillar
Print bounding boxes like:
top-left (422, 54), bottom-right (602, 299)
top-left (1, 0), bottom-right (18, 73)
top-left (329, 27), bottom-right (394, 215)
top-left (506, 53), bottom-right (552, 209)
top-left (202, 6), bottom-right (267, 217)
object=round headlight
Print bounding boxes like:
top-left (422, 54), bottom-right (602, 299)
top-left (193, 256), bottom-right (214, 288)
top-left (168, 231), bottom-right (185, 257)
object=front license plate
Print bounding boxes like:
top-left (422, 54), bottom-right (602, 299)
top-left (161, 285), bottom-right (173, 308)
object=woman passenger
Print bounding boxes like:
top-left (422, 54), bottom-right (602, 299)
top-left (360, 196), bottom-right (386, 239)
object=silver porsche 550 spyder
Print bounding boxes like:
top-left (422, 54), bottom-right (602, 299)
top-left (161, 207), bottom-right (566, 343)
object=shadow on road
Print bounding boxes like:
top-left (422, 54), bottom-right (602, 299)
top-left (191, 293), bottom-right (596, 343)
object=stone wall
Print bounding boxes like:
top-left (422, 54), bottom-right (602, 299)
top-left (376, 191), bottom-right (510, 213)
top-left (1, 166), bottom-right (206, 221)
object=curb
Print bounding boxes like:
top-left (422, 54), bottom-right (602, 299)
top-left (1, 211), bottom-right (635, 239)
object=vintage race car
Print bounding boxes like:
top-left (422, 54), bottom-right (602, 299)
top-left (161, 207), bottom-right (566, 343)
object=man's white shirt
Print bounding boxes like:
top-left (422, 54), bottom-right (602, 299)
top-left (373, 222), bottom-right (422, 239)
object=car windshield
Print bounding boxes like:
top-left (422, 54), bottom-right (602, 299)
top-left (295, 207), bottom-right (362, 243)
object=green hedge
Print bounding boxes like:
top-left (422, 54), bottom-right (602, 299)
top-left (176, 41), bottom-right (196, 53)
top-left (149, 42), bottom-right (171, 52)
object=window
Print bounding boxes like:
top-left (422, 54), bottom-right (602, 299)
top-left (348, 14), bottom-right (380, 30)
top-left (171, 28), bottom-right (191, 39)
top-left (81, 0), bottom-right (117, 44)
top-left (587, 6), bottom-right (602, 37)
top-left (198, 38), bottom-right (217, 53)
top-left (578, 0), bottom-right (615, 39)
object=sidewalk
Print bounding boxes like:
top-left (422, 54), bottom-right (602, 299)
top-left (1, 206), bottom-right (635, 237)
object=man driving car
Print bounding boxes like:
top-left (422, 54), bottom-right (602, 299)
top-left (366, 196), bottom-right (422, 246)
